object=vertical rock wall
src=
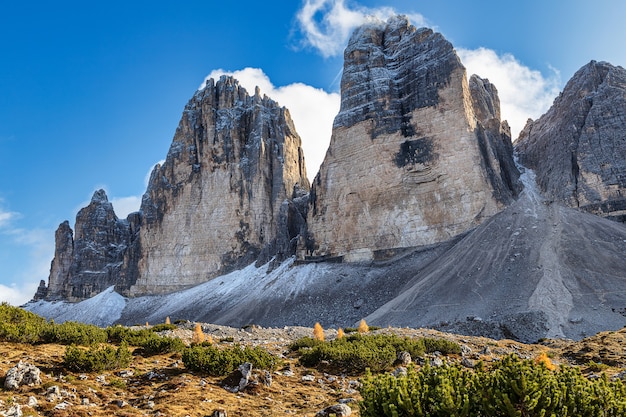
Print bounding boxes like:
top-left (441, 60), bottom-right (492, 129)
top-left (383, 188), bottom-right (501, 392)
top-left (516, 61), bottom-right (626, 221)
top-left (302, 16), bottom-right (519, 261)
top-left (129, 77), bottom-right (310, 295)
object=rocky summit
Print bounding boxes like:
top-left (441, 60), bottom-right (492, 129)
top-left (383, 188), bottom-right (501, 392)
top-left (516, 60), bottom-right (626, 221)
top-left (303, 16), bottom-right (519, 261)
top-left (29, 16), bottom-right (626, 343)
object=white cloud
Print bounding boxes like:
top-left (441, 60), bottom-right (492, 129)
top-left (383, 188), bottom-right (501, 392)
top-left (458, 47), bottom-right (561, 139)
top-left (202, 68), bottom-right (340, 180)
top-left (0, 282), bottom-right (40, 306)
top-left (111, 196), bottom-right (142, 219)
top-left (295, 0), bottom-right (428, 58)
top-left (1, 227), bottom-right (54, 306)
top-left (0, 207), bottom-right (18, 228)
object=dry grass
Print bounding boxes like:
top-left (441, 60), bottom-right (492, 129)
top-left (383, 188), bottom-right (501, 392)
top-left (1, 326), bottom-right (625, 416)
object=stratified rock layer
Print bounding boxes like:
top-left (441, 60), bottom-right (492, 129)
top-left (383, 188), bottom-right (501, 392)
top-left (303, 16), bottom-right (519, 261)
top-left (129, 77), bottom-right (309, 295)
top-left (516, 61), bottom-right (626, 221)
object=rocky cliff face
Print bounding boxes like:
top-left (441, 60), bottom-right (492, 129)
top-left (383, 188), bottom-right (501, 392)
top-left (302, 16), bottom-right (519, 261)
top-left (129, 77), bottom-right (310, 295)
top-left (44, 190), bottom-right (132, 301)
top-left (516, 61), bottom-right (626, 221)
top-left (40, 77), bottom-right (310, 300)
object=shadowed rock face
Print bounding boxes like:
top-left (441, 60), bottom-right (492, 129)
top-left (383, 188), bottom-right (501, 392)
top-left (303, 16), bottom-right (519, 261)
top-left (516, 61), bottom-right (626, 221)
top-left (45, 191), bottom-right (132, 301)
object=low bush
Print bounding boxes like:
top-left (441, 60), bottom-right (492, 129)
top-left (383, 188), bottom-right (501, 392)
top-left (0, 303), bottom-right (48, 343)
top-left (150, 323), bottom-right (178, 332)
top-left (41, 321), bottom-right (108, 345)
top-left (295, 334), bottom-right (429, 375)
top-left (423, 337), bottom-right (462, 355)
top-left (138, 333), bottom-right (185, 356)
top-left (359, 354), bottom-right (626, 417)
top-left (105, 325), bottom-right (183, 356)
top-left (182, 344), bottom-right (279, 376)
top-left (63, 342), bottom-right (132, 372)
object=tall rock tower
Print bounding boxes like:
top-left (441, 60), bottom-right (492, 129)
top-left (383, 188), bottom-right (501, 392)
top-left (516, 61), bottom-right (626, 221)
top-left (302, 16), bottom-right (519, 261)
top-left (128, 77), bottom-right (310, 295)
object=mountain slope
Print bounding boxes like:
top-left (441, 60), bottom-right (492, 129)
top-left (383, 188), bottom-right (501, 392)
top-left (365, 165), bottom-right (626, 341)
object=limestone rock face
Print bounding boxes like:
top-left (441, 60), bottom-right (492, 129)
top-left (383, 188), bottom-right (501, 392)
top-left (129, 76), bottom-right (309, 295)
top-left (45, 190), bottom-right (131, 301)
top-left (516, 61), bottom-right (626, 221)
top-left (303, 16), bottom-right (519, 261)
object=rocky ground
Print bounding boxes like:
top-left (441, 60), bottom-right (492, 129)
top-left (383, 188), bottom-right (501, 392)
top-left (1, 323), bottom-right (626, 417)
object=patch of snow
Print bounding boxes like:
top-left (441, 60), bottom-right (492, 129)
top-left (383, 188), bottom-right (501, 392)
top-left (25, 287), bottom-right (125, 327)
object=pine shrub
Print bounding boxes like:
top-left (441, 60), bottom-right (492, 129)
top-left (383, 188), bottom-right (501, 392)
top-left (41, 321), bottom-right (108, 345)
top-left (359, 354), bottom-right (626, 417)
top-left (149, 323), bottom-right (178, 332)
top-left (0, 303), bottom-right (48, 343)
top-left (63, 342), bottom-right (132, 372)
top-left (295, 334), bottom-right (428, 375)
top-left (182, 344), bottom-right (279, 376)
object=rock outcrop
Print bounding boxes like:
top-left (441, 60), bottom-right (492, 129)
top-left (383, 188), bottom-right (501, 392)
top-left (302, 16), bottom-right (519, 261)
top-left (40, 77), bottom-right (310, 300)
top-left (516, 61), bottom-right (626, 221)
top-left (129, 77), bottom-right (309, 295)
top-left (45, 190), bottom-right (132, 301)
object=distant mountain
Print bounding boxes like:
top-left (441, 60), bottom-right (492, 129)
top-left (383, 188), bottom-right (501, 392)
top-left (28, 16), bottom-right (626, 342)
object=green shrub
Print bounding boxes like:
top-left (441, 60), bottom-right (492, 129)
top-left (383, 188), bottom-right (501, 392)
top-left (149, 323), bottom-right (178, 332)
top-left (182, 344), bottom-right (279, 376)
top-left (105, 325), bottom-right (184, 356)
top-left (138, 333), bottom-right (185, 356)
top-left (41, 321), bottom-right (108, 345)
top-left (359, 354), bottom-right (626, 417)
top-left (423, 337), bottom-right (462, 355)
top-left (295, 334), bottom-right (427, 375)
top-left (288, 336), bottom-right (325, 351)
top-left (0, 303), bottom-right (48, 343)
top-left (63, 342), bottom-right (132, 372)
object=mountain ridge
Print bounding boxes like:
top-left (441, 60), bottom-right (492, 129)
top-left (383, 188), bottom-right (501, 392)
top-left (28, 16), bottom-right (626, 342)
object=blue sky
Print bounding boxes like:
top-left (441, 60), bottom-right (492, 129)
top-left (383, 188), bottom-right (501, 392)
top-left (1, 0), bottom-right (625, 305)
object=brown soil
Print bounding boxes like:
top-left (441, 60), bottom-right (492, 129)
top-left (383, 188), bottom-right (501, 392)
top-left (1, 325), bottom-right (625, 416)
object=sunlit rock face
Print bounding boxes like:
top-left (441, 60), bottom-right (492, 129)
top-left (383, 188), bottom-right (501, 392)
top-left (516, 61), bottom-right (626, 222)
top-left (128, 77), bottom-right (310, 295)
top-left (302, 16), bottom-right (519, 261)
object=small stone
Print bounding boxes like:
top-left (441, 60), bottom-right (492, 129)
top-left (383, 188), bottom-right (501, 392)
top-left (221, 362), bottom-right (253, 393)
top-left (302, 374), bottom-right (315, 382)
top-left (396, 351), bottom-right (412, 366)
top-left (114, 400), bottom-right (127, 408)
top-left (211, 409), bottom-right (228, 417)
top-left (27, 396), bottom-right (38, 408)
top-left (53, 402), bottom-right (71, 410)
top-left (4, 362), bottom-right (42, 390)
top-left (392, 367), bottom-right (407, 377)
top-left (316, 403), bottom-right (352, 417)
top-left (5, 404), bottom-right (22, 417)
top-left (96, 375), bottom-right (106, 384)
top-left (147, 401), bottom-right (155, 409)
top-left (81, 398), bottom-right (90, 406)
top-left (462, 357), bottom-right (475, 368)
top-left (461, 344), bottom-right (472, 357)
top-left (431, 357), bottom-right (444, 367)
